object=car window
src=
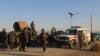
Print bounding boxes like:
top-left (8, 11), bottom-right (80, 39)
top-left (57, 31), bottom-right (65, 35)
top-left (83, 30), bottom-right (90, 34)
top-left (65, 29), bottom-right (77, 35)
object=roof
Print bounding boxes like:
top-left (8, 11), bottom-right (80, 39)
top-left (70, 26), bottom-right (90, 31)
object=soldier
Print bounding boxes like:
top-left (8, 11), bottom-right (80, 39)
top-left (32, 31), bottom-right (37, 47)
top-left (8, 31), bottom-right (15, 49)
top-left (30, 21), bottom-right (36, 32)
top-left (26, 28), bottom-right (32, 47)
top-left (77, 31), bottom-right (84, 49)
top-left (30, 31), bottom-right (37, 47)
top-left (30, 21), bottom-right (38, 47)
top-left (49, 27), bottom-right (57, 46)
top-left (19, 28), bottom-right (28, 52)
top-left (51, 27), bottom-right (56, 35)
top-left (1, 28), bottom-right (8, 51)
top-left (40, 29), bottom-right (48, 52)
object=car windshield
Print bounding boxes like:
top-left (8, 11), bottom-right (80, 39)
top-left (65, 29), bottom-right (77, 35)
top-left (57, 31), bottom-right (65, 35)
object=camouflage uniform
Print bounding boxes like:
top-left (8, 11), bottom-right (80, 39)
top-left (1, 28), bottom-right (8, 51)
top-left (78, 31), bottom-right (84, 49)
top-left (31, 31), bottom-right (37, 47)
top-left (19, 28), bottom-right (28, 51)
top-left (49, 27), bottom-right (57, 45)
top-left (30, 21), bottom-right (35, 32)
top-left (30, 21), bottom-right (38, 47)
top-left (8, 31), bottom-right (15, 49)
top-left (40, 29), bottom-right (47, 52)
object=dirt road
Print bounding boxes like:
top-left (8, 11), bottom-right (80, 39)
top-left (0, 47), bottom-right (99, 56)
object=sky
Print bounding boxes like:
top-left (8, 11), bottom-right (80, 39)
top-left (0, 0), bottom-right (100, 32)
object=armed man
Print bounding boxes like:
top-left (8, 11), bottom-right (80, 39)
top-left (30, 21), bottom-right (37, 47)
top-left (30, 21), bottom-right (36, 32)
top-left (40, 29), bottom-right (48, 53)
top-left (1, 28), bottom-right (8, 51)
top-left (19, 28), bottom-right (28, 52)
top-left (49, 26), bottom-right (57, 46)
top-left (77, 31), bottom-right (84, 49)
top-left (8, 31), bottom-right (15, 49)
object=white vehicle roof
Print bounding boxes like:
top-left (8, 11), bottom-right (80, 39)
top-left (67, 28), bottom-right (90, 31)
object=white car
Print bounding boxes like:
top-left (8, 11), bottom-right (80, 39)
top-left (56, 26), bottom-right (91, 48)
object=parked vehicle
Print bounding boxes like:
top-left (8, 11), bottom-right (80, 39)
top-left (55, 26), bottom-right (91, 48)
top-left (48, 30), bottom-right (64, 46)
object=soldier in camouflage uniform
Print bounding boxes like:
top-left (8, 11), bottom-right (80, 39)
top-left (19, 28), bottom-right (28, 51)
top-left (32, 31), bottom-right (37, 47)
top-left (30, 21), bottom-right (37, 47)
top-left (77, 31), bottom-right (84, 49)
top-left (40, 29), bottom-right (48, 52)
top-left (49, 27), bottom-right (57, 46)
top-left (30, 21), bottom-right (36, 32)
top-left (8, 31), bottom-right (15, 49)
top-left (1, 28), bottom-right (8, 51)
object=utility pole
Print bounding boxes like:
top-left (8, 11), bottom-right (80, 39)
top-left (68, 12), bottom-right (74, 28)
top-left (90, 14), bottom-right (93, 33)
top-left (90, 14), bottom-right (95, 42)
top-left (68, 12), bottom-right (79, 28)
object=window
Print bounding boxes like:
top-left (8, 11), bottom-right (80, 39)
top-left (65, 29), bottom-right (77, 35)
top-left (83, 30), bottom-right (90, 34)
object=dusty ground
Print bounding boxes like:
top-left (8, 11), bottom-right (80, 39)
top-left (0, 47), bottom-right (99, 56)
top-left (0, 41), bottom-right (100, 56)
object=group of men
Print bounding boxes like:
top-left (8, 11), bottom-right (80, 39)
top-left (0, 21), bottom-right (48, 53)
top-left (0, 21), bottom-right (95, 52)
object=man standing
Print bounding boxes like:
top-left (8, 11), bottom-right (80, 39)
top-left (8, 31), bottom-right (15, 49)
top-left (30, 21), bottom-right (37, 47)
top-left (51, 27), bottom-right (56, 35)
top-left (1, 28), bottom-right (8, 51)
top-left (77, 31), bottom-right (84, 49)
top-left (49, 27), bottom-right (57, 46)
top-left (30, 21), bottom-right (36, 32)
top-left (32, 31), bottom-right (37, 47)
top-left (30, 31), bottom-right (37, 47)
top-left (19, 28), bottom-right (28, 52)
top-left (40, 29), bottom-right (48, 53)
